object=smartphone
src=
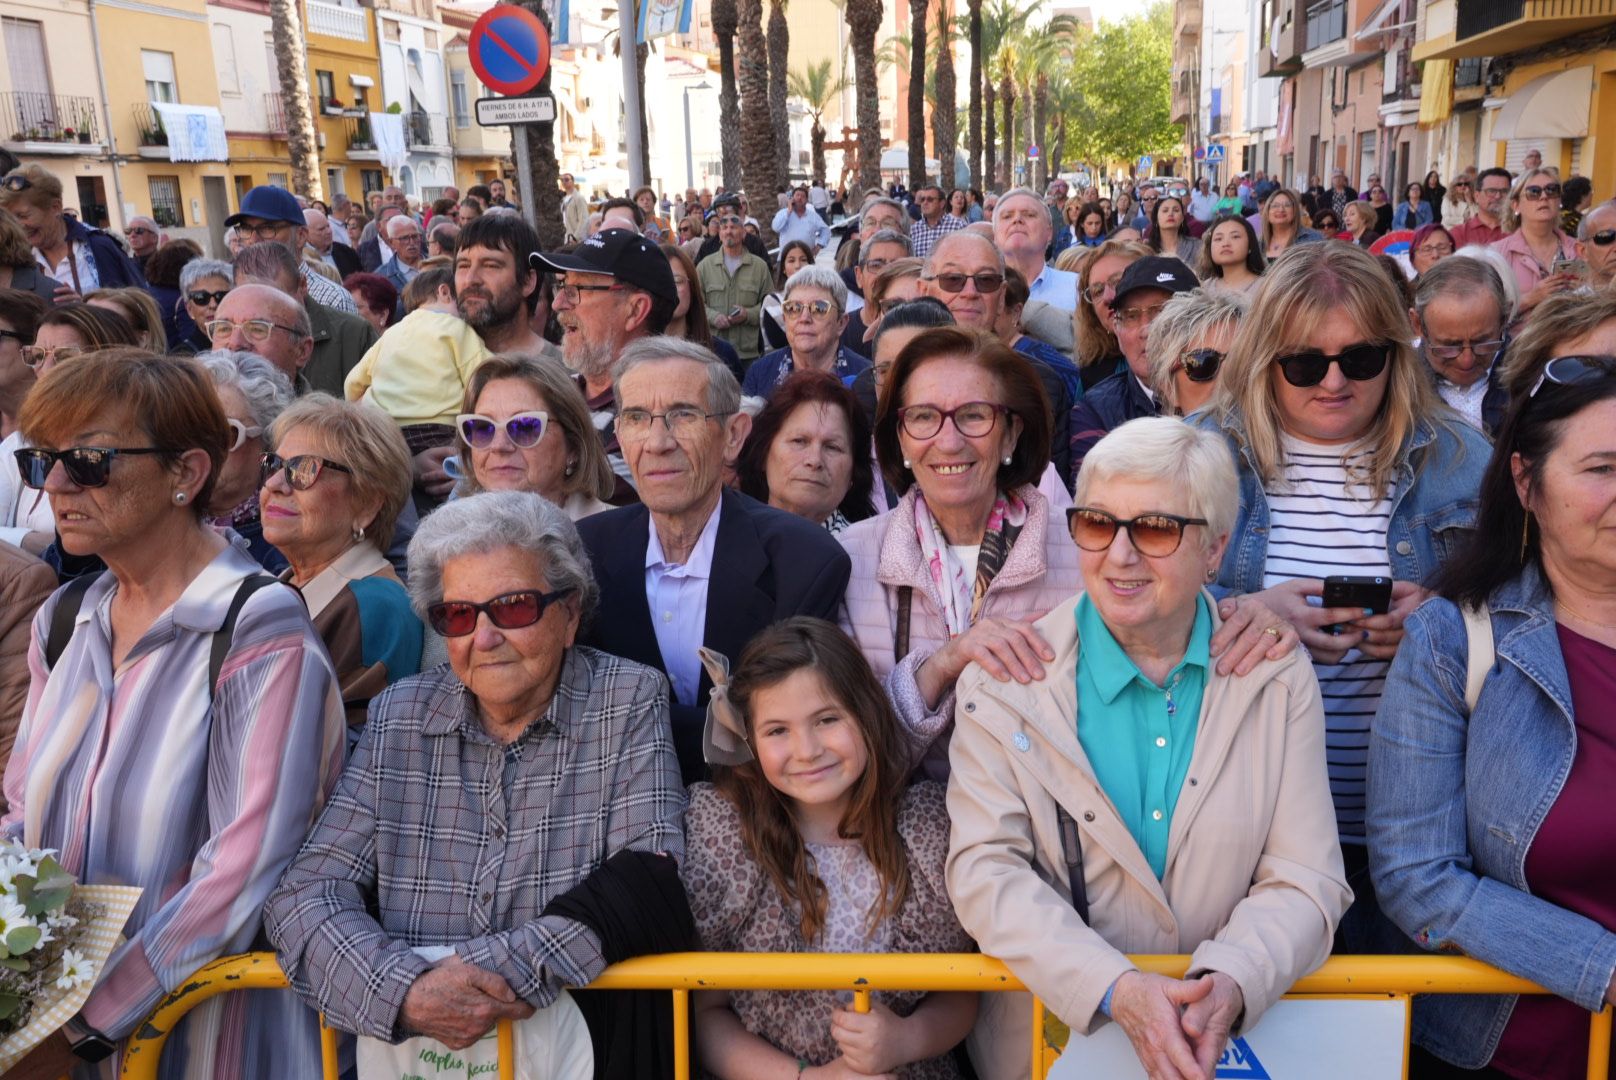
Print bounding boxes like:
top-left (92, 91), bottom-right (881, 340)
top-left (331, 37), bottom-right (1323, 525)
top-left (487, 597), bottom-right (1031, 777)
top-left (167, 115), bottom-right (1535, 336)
top-left (1322, 575), bottom-right (1393, 615)
top-left (1552, 257), bottom-right (1587, 277)
top-left (441, 454), bottom-right (463, 481)
top-left (729, 305), bottom-right (744, 320)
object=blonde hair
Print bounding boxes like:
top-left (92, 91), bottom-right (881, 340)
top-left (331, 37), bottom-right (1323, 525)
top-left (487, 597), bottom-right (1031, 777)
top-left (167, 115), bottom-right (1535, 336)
top-left (0, 164), bottom-right (61, 214)
top-left (1502, 169), bottom-right (1560, 234)
top-left (1074, 239), bottom-right (1152, 367)
top-left (85, 287), bottom-right (167, 353)
top-left (1145, 288), bottom-right (1248, 412)
top-left (1054, 245), bottom-right (1094, 274)
top-left (1208, 242), bottom-right (1435, 499)
top-left (456, 353), bottom-right (616, 503)
top-left (269, 394), bottom-right (413, 553)
top-left (1258, 188), bottom-right (1306, 251)
top-left (1345, 200), bottom-right (1376, 235)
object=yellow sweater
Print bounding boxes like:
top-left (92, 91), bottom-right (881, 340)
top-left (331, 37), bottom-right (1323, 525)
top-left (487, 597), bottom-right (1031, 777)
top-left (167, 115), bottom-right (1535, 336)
top-left (343, 309), bottom-right (490, 427)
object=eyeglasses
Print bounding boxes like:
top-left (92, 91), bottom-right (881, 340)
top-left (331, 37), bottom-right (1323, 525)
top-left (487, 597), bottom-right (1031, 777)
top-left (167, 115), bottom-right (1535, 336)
top-left (457, 411), bottom-right (549, 449)
top-left (1425, 338), bottom-right (1506, 362)
top-left (1067, 507), bottom-right (1208, 557)
top-left (187, 289), bottom-right (229, 307)
top-left (0, 176), bottom-right (33, 193)
top-left (1528, 354), bottom-right (1616, 397)
top-left (1273, 342), bottom-right (1390, 387)
top-left (207, 318), bottom-right (304, 344)
top-left (126, 227), bottom-right (155, 237)
top-left (225, 418), bottom-right (264, 452)
top-left (1590, 229), bottom-right (1616, 247)
top-left (718, 215), bottom-right (743, 226)
top-left (20, 345), bottom-right (83, 368)
top-left (1521, 183), bottom-right (1563, 202)
top-left (1478, 185), bottom-right (1511, 198)
top-left (1084, 275), bottom-right (1123, 304)
top-left (236, 221), bottom-right (293, 240)
top-left (923, 271), bottom-right (1005, 294)
top-left (556, 282), bottom-right (626, 305)
top-left (427, 587), bottom-right (575, 637)
top-left (860, 257), bottom-right (892, 272)
top-left (1177, 348), bottom-right (1224, 383)
top-left (15, 446), bottom-right (174, 490)
top-left (260, 452), bottom-right (352, 490)
top-left (1453, 181), bottom-right (1472, 189)
top-left (896, 401), bottom-right (1008, 440)
top-left (617, 406), bottom-right (731, 440)
top-left (876, 296), bottom-right (913, 315)
top-left (1415, 243), bottom-right (1455, 258)
top-left (782, 299), bottom-right (835, 319)
top-left (1114, 304), bottom-right (1167, 328)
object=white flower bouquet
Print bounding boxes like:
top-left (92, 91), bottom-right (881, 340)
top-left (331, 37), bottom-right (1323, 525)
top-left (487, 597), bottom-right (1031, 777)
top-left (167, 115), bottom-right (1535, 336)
top-left (0, 839), bottom-right (141, 1071)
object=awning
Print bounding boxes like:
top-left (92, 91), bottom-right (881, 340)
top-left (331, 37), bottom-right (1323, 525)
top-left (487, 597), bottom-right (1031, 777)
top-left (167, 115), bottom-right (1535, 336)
top-left (349, 74), bottom-right (375, 88)
top-left (1419, 58), bottom-right (1454, 127)
top-left (1355, 0), bottom-right (1402, 41)
top-left (1492, 66), bottom-right (1593, 140)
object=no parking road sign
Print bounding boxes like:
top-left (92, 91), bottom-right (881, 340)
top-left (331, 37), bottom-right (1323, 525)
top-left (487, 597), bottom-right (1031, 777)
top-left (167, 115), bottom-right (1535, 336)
top-left (469, 5), bottom-right (552, 97)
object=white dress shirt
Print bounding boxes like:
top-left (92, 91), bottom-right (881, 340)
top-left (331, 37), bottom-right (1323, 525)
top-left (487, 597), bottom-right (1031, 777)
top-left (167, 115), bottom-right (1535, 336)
top-left (1027, 265), bottom-right (1080, 313)
top-left (644, 501), bottom-right (722, 706)
top-left (1437, 373), bottom-right (1492, 431)
top-left (771, 206), bottom-right (833, 250)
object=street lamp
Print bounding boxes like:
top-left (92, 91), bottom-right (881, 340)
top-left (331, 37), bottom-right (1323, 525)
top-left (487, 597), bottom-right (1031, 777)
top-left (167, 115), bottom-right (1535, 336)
top-left (685, 80), bottom-right (713, 189)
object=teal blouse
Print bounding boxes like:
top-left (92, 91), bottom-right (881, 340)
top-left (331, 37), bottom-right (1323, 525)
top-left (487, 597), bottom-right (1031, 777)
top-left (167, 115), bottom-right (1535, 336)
top-left (1075, 593), bottom-right (1212, 879)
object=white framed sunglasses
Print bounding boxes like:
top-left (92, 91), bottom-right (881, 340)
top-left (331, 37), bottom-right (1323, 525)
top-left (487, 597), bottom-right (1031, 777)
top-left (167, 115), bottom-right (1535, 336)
top-left (226, 418), bottom-right (264, 452)
top-left (457, 411), bottom-right (550, 449)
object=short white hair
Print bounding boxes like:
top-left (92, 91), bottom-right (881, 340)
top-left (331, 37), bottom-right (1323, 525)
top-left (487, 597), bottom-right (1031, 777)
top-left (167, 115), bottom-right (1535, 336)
top-left (782, 265), bottom-right (848, 313)
top-left (992, 187), bottom-right (1045, 223)
top-left (1075, 417), bottom-right (1239, 544)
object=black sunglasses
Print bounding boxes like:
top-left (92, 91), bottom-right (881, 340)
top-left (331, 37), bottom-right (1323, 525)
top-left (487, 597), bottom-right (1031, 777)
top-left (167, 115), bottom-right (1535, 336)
top-left (1274, 343), bottom-right (1390, 387)
top-left (924, 271), bottom-right (1005, 294)
top-left (1178, 348), bottom-right (1224, 383)
top-left (1529, 354), bottom-right (1616, 397)
top-left (1067, 507), bottom-right (1209, 557)
top-left (260, 452), bottom-right (352, 490)
top-left (427, 587), bottom-right (574, 637)
top-left (15, 446), bottom-right (173, 489)
top-left (1522, 183), bottom-right (1563, 201)
top-left (1591, 229), bottom-right (1616, 247)
top-left (187, 289), bottom-right (229, 306)
top-left (0, 176), bottom-right (32, 193)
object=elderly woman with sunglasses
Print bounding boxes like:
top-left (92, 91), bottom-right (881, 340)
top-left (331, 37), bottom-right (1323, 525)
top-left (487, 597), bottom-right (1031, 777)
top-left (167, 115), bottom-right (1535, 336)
top-left (1492, 170), bottom-right (1580, 323)
top-left (3, 349), bottom-right (344, 1080)
top-left (454, 352), bottom-right (617, 519)
top-left (1195, 241), bottom-right (1491, 954)
top-left (948, 418), bottom-right (1347, 1080)
top-left (743, 265), bottom-right (872, 399)
top-left (1369, 295), bottom-right (1616, 1080)
top-left (1146, 288), bottom-right (1248, 418)
top-left (172, 258), bottom-right (234, 354)
top-left (267, 491), bottom-right (692, 1077)
top-left (260, 394), bottom-right (422, 729)
top-left (196, 350), bottom-right (295, 573)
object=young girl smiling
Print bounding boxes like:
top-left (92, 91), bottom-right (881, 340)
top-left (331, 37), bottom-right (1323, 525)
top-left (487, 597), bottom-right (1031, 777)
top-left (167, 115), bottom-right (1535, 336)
top-left (682, 618), bottom-right (975, 1079)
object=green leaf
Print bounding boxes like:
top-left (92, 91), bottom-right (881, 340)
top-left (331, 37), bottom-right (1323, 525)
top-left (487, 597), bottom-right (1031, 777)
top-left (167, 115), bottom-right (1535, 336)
top-left (16, 855), bottom-right (75, 917)
top-left (0, 993), bottom-right (21, 1020)
top-left (5, 926), bottom-right (39, 956)
top-left (0, 957), bottom-right (28, 971)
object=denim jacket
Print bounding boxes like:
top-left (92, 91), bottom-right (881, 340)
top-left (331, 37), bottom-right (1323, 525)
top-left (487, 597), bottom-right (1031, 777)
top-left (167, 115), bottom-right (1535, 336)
top-left (1194, 413), bottom-right (1491, 593)
top-left (1366, 566), bottom-right (1616, 1068)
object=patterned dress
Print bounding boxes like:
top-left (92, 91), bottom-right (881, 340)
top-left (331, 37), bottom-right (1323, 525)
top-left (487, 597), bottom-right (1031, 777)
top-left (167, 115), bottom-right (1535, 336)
top-left (681, 781), bottom-right (972, 1078)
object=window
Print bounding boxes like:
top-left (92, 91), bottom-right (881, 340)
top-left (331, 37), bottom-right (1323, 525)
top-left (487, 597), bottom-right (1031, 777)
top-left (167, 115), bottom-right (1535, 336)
top-left (268, 170), bottom-right (289, 188)
top-left (382, 17), bottom-right (400, 41)
top-left (213, 25), bottom-right (240, 95)
top-left (326, 166), bottom-right (345, 196)
top-left (361, 168), bottom-right (384, 194)
top-left (317, 70), bottom-right (336, 108)
top-left (148, 176), bottom-right (183, 227)
top-left (424, 28), bottom-right (438, 49)
top-left (3, 18), bottom-right (56, 130)
top-left (142, 50), bottom-right (177, 103)
top-left (451, 69), bottom-right (470, 128)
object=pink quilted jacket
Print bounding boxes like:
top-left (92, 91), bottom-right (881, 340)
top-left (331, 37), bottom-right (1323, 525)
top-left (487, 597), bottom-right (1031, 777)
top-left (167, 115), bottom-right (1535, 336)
top-left (837, 484), bottom-right (1083, 681)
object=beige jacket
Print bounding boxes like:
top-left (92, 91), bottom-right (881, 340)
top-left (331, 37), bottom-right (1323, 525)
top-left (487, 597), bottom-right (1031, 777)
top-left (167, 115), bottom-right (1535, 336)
top-left (946, 591), bottom-right (1350, 1080)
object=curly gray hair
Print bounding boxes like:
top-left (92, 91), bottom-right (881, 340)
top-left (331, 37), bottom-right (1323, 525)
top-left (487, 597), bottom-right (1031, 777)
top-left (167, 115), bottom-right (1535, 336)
top-left (782, 265), bottom-right (849, 313)
top-left (180, 258), bottom-right (234, 292)
top-left (195, 349), bottom-right (295, 434)
top-left (406, 491), bottom-right (600, 626)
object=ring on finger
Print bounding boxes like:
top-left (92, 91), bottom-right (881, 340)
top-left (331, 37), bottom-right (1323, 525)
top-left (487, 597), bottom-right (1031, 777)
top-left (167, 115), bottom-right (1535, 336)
top-left (1262, 626), bottom-right (1282, 638)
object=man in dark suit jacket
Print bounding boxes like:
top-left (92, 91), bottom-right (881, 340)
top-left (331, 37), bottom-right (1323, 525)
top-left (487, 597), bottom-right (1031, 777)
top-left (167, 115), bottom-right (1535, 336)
top-left (575, 336), bottom-right (851, 782)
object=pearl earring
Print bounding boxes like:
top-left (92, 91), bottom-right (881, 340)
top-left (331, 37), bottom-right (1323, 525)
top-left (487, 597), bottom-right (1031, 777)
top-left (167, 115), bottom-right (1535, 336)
top-left (352, 524), bottom-right (366, 543)
top-left (1002, 454), bottom-right (1013, 465)
top-left (173, 491), bottom-right (187, 505)
top-left (902, 458), bottom-right (912, 469)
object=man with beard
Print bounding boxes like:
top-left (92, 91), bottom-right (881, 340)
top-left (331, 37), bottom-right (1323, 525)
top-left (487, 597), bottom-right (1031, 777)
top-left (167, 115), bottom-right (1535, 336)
top-left (535, 228), bottom-right (679, 500)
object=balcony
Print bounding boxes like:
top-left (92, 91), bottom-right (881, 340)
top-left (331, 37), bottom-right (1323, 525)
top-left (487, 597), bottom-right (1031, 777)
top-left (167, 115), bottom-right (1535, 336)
top-left (1171, 69), bottom-right (1196, 125)
top-left (403, 109), bottom-right (451, 151)
top-left (1422, 0), bottom-right (1616, 56)
top-left (1260, 0), bottom-right (1305, 76)
top-left (1455, 55), bottom-right (1485, 86)
top-left (132, 102), bottom-right (169, 157)
top-left (1305, 0), bottom-right (1347, 49)
top-left (0, 92), bottom-right (103, 154)
top-left (266, 92), bottom-right (287, 136)
top-left (345, 115), bottom-right (379, 160)
top-left (307, 0), bottom-right (369, 42)
top-left (1174, 0), bottom-right (1203, 37)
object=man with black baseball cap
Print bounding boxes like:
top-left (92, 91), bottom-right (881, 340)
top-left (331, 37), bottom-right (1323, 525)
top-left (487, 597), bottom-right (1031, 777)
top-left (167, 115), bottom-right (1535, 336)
top-left (1068, 255), bottom-right (1200, 471)
top-left (534, 227), bottom-right (679, 498)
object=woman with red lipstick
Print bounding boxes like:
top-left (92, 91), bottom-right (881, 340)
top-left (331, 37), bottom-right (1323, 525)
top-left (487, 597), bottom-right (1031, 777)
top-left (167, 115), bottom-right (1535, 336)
top-left (260, 394), bottom-right (422, 729)
top-left (1195, 241), bottom-right (1491, 954)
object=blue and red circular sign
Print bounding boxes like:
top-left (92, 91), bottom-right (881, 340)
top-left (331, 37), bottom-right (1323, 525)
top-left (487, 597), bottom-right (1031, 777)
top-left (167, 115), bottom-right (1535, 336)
top-left (469, 5), bottom-right (551, 97)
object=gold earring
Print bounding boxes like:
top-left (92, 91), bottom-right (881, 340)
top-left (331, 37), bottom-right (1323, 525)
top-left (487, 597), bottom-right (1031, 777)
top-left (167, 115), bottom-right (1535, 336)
top-left (1520, 511), bottom-right (1532, 562)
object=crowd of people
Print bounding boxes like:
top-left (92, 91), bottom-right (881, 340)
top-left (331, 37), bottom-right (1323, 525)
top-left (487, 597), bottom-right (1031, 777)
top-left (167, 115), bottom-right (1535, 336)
top-left (0, 147), bottom-right (1611, 1080)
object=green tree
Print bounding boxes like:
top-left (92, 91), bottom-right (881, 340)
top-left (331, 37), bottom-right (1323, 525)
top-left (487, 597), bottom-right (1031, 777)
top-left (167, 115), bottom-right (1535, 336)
top-left (788, 60), bottom-right (848, 184)
top-left (1061, 2), bottom-right (1178, 171)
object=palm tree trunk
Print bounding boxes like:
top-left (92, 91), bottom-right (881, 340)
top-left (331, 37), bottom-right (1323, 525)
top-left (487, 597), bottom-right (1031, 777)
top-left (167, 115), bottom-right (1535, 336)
top-left (907, 0), bottom-right (927, 189)
top-left (812, 117), bottom-right (827, 185)
top-left (517, 0), bottom-right (563, 248)
top-left (983, 78), bottom-right (996, 195)
top-left (712, 0), bottom-right (742, 190)
top-left (968, 0), bottom-right (982, 189)
top-left (1000, 74), bottom-right (1015, 189)
top-left (768, 0), bottom-right (790, 190)
top-left (932, 1), bottom-right (955, 189)
top-left (1033, 73), bottom-right (1048, 191)
top-left (848, 0), bottom-right (884, 193)
top-left (738, 0), bottom-right (776, 239)
top-left (271, 0), bottom-right (321, 199)
top-left (1049, 116), bottom-right (1065, 181)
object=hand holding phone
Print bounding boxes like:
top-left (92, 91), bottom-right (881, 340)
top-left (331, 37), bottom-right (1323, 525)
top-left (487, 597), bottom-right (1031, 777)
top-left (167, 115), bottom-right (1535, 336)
top-left (1322, 575), bottom-right (1393, 615)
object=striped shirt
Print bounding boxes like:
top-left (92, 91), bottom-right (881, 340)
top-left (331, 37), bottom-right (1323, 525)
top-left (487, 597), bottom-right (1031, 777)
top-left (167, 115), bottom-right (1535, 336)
top-left (1261, 435), bottom-right (1395, 844)
top-left (909, 213), bottom-right (967, 260)
top-left (1, 539), bottom-right (346, 1078)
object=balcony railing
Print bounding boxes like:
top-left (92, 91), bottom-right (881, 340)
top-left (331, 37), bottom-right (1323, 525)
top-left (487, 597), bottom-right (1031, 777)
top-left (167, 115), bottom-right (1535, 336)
top-left (403, 109), bottom-right (450, 148)
top-left (1305, 0), bottom-right (1348, 49)
top-left (1, 91), bottom-right (100, 145)
top-left (347, 114), bottom-right (375, 152)
top-left (265, 92), bottom-right (287, 135)
top-left (1455, 55), bottom-right (1485, 86)
top-left (132, 102), bottom-right (168, 147)
top-left (1457, 0), bottom-right (1524, 37)
top-left (307, 0), bottom-right (368, 42)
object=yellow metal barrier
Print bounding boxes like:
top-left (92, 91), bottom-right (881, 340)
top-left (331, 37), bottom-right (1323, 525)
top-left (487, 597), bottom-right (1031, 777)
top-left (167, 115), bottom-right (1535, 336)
top-left (120, 952), bottom-right (1614, 1080)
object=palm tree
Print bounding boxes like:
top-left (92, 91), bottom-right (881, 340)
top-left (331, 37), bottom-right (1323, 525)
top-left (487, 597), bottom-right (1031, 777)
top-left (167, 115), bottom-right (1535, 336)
top-left (767, 0), bottom-right (791, 188)
top-left (967, 0), bottom-right (982, 188)
top-left (517, 0), bottom-right (562, 247)
top-left (1045, 67), bottom-right (1081, 180)
top-left (999, 68), bottom-right (1016, 190)
top-left (712, 0), bottom-right (742, 189)
top-left (977, 0), bottom-right (1036, 191)
top-left (270, 0), bottom-right (320, 199)
top-left (907, 0), bottom-right (928, 189)
top-left (738, 0), bottom-right (776, 237)
top-left (789, 60), bottom-right (848, 185)
top-left (1024, 15), bottom-right (1077, 189)
top-left (983, 77), bottom-right (996, 192)
top-left (846, 0), bottom-right (884, 193)
top-left (932, 0), bottom-right (956, 189)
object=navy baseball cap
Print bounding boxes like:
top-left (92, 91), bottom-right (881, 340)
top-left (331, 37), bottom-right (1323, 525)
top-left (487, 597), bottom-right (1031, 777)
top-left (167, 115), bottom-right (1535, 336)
top-left (224, 186), bottom-right (305, 228)
top-left (1113, 256), bottom-right (1199, 308)
top-left (532, 228), bottom-right (678, 305)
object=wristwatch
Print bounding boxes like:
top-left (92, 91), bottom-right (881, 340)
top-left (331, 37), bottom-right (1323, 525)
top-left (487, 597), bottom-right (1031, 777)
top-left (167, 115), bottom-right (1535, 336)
top-left (64, 1014), bottom-right (116, 1063)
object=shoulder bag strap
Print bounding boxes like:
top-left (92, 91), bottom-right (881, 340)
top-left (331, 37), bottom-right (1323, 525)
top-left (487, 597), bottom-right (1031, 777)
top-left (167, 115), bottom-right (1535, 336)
top-left (1054, 804), bottom-right (1090, 925)
top-left (893, 585), bottom-right (913, 663)
top-left (1461, 602), bottom-right (1495, 715)
top-left (208, 575), bottom-right (280, 694)
top-left (44, 573), bottom-right (102, 671)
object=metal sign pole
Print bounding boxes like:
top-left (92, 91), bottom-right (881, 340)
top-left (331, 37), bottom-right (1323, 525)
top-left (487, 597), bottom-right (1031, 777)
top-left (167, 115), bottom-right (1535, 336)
top-left (621, 0), bottom-right (645, 189)
top-left (513, 122), bottom-right (539, 234)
